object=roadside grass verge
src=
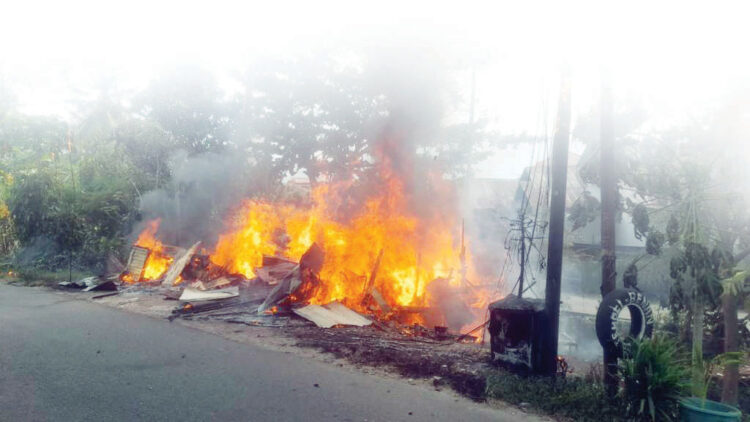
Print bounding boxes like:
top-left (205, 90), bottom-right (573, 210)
top-left (0, 266), bottom-right (91, 287)
top-left (484, 370), bottom-right (625, 422)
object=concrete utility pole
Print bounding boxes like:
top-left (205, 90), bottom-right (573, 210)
top-left (599, 67), bottom-right (618, 395)
top-left (542, 66), bottom-right (572, 376)
top-left (600, 68), bottom-right (617, 296)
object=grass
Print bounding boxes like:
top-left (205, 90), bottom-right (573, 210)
top-left (0, 265), bottom-right (92, 287)
top-left (484, 369), bottom-right (625, 421)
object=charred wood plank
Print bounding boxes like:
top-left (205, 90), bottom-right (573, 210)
top-left (363, 248), bottom-right (384, 295)
top-left (162, 241), bottom-right (201, 287)
top-left (92, 292), bottom-right (120, 300)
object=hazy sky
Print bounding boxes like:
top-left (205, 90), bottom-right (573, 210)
top-left (2, 0), bottom-right (748, 178)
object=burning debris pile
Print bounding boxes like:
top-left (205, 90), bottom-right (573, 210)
top-left (119, 219), bottom-right (491, 334)
top-left (73, 138), bottom-right (499, 341)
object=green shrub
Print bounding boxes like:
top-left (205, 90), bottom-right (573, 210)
top-left (619, 335), bottom-right (690, 421)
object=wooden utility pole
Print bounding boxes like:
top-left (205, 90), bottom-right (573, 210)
top-left (600, 67), bottom-right (618, 395)
top-left (541, 67), bottom-right (572, 375)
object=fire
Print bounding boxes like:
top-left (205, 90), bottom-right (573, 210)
top-left (127, 219), bottom-right (173, 283)
top-left (209, 201), bottom-right (296, 278)
top-left (204, 151), bottom-right (482, 314)
top-left (283, 180), bottom-right (465, 310)
top-left (124, 139), bottom-right (496, 327)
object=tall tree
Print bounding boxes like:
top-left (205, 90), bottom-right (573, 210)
top-left (239, 56), bottom-right (388, 187)
top-left (137, 64), bottom-right (232, 154)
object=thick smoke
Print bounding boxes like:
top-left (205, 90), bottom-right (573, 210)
top-left (359, 46), bottom-right (462, 227)
top-left (134, 150), bottom-right (255, 248)
top-left (129, 48), bottom-right (452, 242)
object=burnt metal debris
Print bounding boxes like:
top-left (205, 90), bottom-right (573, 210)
top-left (60, 276), bottom-right (119, 292)
top-left (293, 301), bottom-right (372, 328)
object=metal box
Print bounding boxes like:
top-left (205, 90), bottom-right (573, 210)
top-left (488, 295), bottom-right (547, 372)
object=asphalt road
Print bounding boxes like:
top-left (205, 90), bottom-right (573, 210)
top-left (0, 284), bottom-right (532, 422)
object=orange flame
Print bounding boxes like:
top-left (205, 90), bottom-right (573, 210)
top-left (204, 157), bottom-right (484, 314)
top-left (127, 219), bottom-right (173, 282)
top-left (126, 146), bottom-right (497, 326)
top-left (209, 201), bottom-right (295, 278)
top-left (284, 180), bottom-right (466, 310)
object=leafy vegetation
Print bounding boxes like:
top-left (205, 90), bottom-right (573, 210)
top-left (570, 95), bottom-right (750, 408)
top-left (484, 336), bottom-right (743, 422)
top-left (694, 352), bottom-right (745, 403)
top-left (619, 335), bottom-right (690, 421)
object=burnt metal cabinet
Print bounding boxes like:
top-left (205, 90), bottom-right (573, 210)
top-left (488, 295), bottom-right (547, 373)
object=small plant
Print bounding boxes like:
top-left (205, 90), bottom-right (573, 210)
top-left (619, 335), bottom-right (690, 421)
top-left (694, 352), bottom-right (745, 404)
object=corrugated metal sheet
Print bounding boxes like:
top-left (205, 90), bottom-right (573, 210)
top-left (179, 286), bottom-right (239, 301)
top-left (293, 301), bottom-right (372, 328)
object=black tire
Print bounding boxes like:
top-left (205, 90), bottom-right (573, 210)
top-left (595, 288), bottom-right (655, 358)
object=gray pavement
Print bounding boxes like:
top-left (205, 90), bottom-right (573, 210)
top-left (0, 284), bottom-right (531, 422)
